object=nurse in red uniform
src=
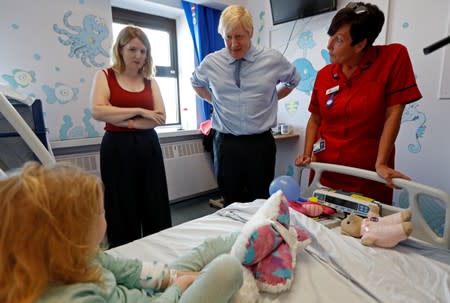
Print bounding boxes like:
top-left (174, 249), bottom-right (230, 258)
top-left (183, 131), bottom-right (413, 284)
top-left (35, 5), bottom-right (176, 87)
top-left (295, 2), bottom-right (422, 205)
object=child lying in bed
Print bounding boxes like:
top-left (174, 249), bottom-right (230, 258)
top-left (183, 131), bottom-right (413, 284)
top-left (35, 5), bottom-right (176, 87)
top-left (0, 161), bottom-right (242, 303)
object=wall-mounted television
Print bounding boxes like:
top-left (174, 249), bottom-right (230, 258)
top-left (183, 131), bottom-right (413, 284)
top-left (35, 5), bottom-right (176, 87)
top-left (270, 0), bottom-right (337, 25)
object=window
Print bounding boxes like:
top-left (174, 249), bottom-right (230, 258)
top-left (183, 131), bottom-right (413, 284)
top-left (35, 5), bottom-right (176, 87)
top-left (112, 7), bottom-right (180, 126)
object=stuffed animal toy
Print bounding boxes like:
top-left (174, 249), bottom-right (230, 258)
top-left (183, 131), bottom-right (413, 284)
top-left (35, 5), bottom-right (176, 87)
top-left (230, 190), bottom-right (311, 303)
top-left (340, 204), bottom-right (413, 248)
top-left (288, 197), bottom-right (335, 217)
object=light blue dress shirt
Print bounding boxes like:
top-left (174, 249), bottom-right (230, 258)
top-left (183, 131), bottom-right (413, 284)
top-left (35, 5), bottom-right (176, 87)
top-left (191, 44), bottom-right (300, 135)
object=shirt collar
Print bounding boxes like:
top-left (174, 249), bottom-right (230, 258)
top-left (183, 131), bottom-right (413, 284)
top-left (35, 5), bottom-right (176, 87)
top-left (359, 46), bottom-right (378, 71)
top-left (227, 43), bottom-right (258, 65)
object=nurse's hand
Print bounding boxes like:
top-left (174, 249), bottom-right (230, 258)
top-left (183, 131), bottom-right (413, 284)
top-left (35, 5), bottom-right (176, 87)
top-left (295, 154), bottom-right (311, 166)
top-left (375, 164), bottom-right (411, 189)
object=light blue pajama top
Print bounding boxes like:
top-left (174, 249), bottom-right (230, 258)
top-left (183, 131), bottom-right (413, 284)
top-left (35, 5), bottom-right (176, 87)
top-left (36, 252), bottom-right (181, 303)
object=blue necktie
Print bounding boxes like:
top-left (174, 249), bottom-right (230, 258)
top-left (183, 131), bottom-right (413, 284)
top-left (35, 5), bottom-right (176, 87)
top-left (234, 59), bottom-right (242, 88)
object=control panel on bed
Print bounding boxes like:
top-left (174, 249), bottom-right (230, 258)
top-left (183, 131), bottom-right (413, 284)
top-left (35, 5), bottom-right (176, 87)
top-left (313, 188), bottom-right (381, 217)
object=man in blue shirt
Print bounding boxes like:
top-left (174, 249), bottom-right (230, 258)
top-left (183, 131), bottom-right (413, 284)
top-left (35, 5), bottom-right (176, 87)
top-left (191, 4), bottom-right (300, 206)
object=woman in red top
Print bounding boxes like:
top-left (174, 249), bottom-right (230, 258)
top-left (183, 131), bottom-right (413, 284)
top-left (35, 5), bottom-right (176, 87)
top-left (295, 2), bottom-right (422, 205)
top-left (90, 25), bottom-right (171, 247)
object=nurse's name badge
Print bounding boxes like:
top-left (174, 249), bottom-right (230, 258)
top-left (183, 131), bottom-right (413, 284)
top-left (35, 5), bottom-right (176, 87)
top-left (325, 85), bottom-right (339, 95)
top-left (325, 85), bottom-right (339, 107)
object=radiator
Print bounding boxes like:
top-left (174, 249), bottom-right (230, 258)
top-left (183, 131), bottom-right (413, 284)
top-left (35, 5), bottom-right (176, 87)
top-left (55, 139), bottom-right (218, 203)
top-left (161, 139), bottom-right (217, 203)
top-left (55, 152), bottom-right (100, 177)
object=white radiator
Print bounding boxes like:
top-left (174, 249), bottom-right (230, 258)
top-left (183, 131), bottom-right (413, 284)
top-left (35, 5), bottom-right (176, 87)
top-left (55, 152), bottom-right (100, 177)
top-left (55, 139), bottom-right (218, 202)
top-left (161, 139), bottom-right (217, 202)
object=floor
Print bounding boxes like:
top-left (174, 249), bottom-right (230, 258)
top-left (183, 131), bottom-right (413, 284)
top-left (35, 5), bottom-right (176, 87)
top-left (170, 191), bottom-right (222, 226)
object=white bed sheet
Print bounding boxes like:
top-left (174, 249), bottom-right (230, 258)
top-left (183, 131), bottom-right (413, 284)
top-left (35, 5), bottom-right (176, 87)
top-left (108, 199), bottom-right (450, 303)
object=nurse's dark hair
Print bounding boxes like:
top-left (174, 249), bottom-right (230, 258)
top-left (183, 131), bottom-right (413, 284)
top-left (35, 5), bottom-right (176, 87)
top-left (327, 2), bottom-right (384, 49)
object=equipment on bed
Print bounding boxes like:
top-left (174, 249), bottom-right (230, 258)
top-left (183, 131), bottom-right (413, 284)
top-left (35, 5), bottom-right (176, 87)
top-left (0, 86), bottom-right (54, 177)
top-left (312, 188), bottom-right (381, 217)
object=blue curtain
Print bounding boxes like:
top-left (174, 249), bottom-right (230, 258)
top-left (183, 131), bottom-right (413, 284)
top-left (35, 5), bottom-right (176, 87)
top-left (182, 1), bottom-right (224, 120)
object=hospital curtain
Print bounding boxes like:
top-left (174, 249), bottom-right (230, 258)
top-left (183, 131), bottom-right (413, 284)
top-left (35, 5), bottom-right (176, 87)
top-left (182, 1), bottom-right (224, 120)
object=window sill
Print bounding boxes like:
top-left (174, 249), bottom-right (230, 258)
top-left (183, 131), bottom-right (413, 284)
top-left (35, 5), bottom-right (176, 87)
top-left (50, 127), bottom-right (200, 149)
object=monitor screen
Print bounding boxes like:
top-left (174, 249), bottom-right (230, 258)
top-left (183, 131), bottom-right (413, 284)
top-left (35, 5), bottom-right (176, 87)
top-left (325, 195), bottom-right (358, 210)
top-left (270, 0), bottom-right (337, 25)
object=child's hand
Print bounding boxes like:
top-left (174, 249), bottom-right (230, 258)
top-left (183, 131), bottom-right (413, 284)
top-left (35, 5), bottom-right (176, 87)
top-left (173, 274), bottom-right (198, 292)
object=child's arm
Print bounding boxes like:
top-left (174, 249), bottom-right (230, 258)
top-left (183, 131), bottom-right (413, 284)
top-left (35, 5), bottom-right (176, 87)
top-left (139, 261), bottom-right (177, 290)
top-left (100, 252), bottom-right (175, 291)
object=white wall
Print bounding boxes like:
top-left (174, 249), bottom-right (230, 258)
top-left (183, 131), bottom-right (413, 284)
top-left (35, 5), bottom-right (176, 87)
top-left (246, 0), bottom-right (450, 196)
top-left (387, 0), bottom-right (450, 193)
top-left (0, 0), bottom-right (198, 145)
top-left (0, 0), bottom-right (112, 142)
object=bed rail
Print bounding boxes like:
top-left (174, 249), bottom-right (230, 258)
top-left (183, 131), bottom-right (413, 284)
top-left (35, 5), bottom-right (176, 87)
top-left (299, 162), bottom-right (450, 249)
top-left (0, 92), bottom-right (55, 168)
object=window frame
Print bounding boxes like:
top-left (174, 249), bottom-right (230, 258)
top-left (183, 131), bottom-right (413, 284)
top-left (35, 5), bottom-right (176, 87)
top-left (111, 6), bottom-right (181, 126)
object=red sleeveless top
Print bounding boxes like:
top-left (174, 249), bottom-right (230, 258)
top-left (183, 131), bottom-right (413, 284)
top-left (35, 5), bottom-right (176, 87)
top-left (103, 68), bottom-right (154, 132)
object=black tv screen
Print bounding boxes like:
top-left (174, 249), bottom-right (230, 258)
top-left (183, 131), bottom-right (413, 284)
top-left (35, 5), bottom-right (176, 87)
top-left (270, 0), bottom-right (337, 25)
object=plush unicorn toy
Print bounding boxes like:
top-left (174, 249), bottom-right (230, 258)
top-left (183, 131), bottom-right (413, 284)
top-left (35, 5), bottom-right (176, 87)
top-left (230, 190), bottom-right (311, 303)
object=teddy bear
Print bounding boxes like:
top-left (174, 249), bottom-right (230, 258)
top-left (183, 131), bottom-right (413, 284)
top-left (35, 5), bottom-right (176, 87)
top-left (340, 204), bottom-right (413, 248)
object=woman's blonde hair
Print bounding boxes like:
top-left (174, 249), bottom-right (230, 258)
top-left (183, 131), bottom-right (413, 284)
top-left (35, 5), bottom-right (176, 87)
top-left (218, 4), bottom-right (253, 38)
top-left (112, 25), bottom-right (154, 79)
top-left (0, 162), bottom-right (104, 303)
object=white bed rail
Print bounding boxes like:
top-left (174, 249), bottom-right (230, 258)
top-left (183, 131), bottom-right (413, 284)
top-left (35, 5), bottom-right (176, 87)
top-left (0, 92), bottom-right (55, 168)
top-left (299, 162), bottom-right (450, 249)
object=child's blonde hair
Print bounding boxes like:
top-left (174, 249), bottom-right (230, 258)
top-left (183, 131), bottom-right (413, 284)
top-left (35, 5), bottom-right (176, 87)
top-left (0, 161), bottom-right (104, 303)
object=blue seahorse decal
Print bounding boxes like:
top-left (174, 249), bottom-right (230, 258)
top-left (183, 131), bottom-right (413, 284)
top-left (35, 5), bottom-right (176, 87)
top-left (401, 102), bottom-right (427, 153)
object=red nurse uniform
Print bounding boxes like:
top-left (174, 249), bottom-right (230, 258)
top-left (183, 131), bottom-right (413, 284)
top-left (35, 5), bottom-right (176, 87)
top-left (309, 43), bottom-right (422, 204)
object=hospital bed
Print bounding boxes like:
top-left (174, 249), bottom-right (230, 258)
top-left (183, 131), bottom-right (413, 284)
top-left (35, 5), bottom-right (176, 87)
top-left (108, 162), bottom-right (450, 303)
top-left (2, 85), bottom-right (448, 302)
